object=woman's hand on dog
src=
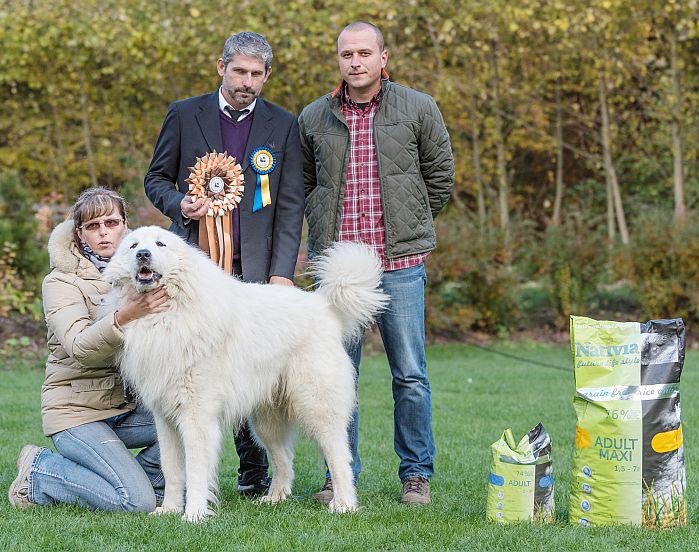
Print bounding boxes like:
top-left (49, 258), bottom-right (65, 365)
top-left (115, 288), bottom-right (169, 327)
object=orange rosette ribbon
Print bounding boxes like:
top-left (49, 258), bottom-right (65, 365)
top-left (185, 151), bottom-right (245, 274)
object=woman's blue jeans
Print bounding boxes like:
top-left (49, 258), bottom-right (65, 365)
top-left (28, 406), bottom-right (164, 512)
top-left (330, 262), bottom-right (435, 484)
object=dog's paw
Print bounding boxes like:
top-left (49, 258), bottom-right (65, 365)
top-left (257, 487), bottom-right (292, 505)
top-left (182, 506), bottom-right (215, 523)
top-left (328, 498), bottom-right (358, 513)
top-left (150, 505), bottom-right (183, 516)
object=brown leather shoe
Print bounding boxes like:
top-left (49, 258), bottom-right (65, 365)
top-left (401, 476), bottom-right (431, 505)
top-left (312, 477), bottom-right (333, 504)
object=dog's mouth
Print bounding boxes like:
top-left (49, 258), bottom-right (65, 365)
top-left (136, 266), bottom-right (162, 285)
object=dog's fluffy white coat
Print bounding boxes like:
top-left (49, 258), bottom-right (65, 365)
top-left (102, 226), bottom-right (387, 521)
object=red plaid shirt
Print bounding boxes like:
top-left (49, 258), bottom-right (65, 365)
top-left (338, 86), bottom-right (428, 271)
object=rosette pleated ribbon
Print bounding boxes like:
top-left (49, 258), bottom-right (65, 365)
top-left (185, 151), bottom-right (245, 274)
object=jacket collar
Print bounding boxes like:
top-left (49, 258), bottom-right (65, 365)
top-left (241, 97), bottom-right (274, 171)
top-left (48, 220), bottom-right (102, 279)
top-left (328, 76), bottom-right (390, 125)
top-left (196, 92), bottom-right (225, 153)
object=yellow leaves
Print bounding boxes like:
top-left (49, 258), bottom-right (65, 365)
top-left (189, 7), bottom-right (200, 17)
top-left (528, 103), bottom-right (548, 129)
top-left (554, 18), bottom-right (570, 32)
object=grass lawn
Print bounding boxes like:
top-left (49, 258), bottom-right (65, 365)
top-left (1, 342), bottom-right (697, 551)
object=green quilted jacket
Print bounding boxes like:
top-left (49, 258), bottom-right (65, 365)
top-left (299, 79), bottom-right (455, 259)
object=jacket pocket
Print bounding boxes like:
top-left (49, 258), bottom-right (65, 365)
top-left (70, 375), bottom-right (116, 411)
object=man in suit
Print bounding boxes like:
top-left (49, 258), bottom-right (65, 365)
top-left (144, 32), bottom-right (304, 496)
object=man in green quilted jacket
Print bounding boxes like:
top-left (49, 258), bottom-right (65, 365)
top-left (299, 21), bottom-right (454, 506)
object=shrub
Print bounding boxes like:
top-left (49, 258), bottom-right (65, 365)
top-left (427, 212), bottom-right (518, 335)
top-left (0, 173), bottom-right (49, 296)
top-left (0, 173), bottom-right (49, 319)
top-left (616, 209), bottom-right (699, 322)
top-left (515, 220), bottom-right (609, 328)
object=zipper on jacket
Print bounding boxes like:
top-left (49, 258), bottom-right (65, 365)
top-left (329, 97), bottom-right (351, 245)
top-left (371, 84), bottom-right (396, 259)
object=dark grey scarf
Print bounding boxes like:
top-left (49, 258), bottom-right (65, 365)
top-left (80, 242), bottom-right (111, 273)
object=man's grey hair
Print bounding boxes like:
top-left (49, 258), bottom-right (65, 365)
top-left (222, 32), bottom-right (273, 71)
top-left (338, 22), bottom-right (385, 52)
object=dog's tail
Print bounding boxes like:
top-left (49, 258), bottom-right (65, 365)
top-left (312, 242), bottom-right (389, 342)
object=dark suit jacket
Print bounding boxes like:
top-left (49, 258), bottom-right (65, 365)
top-left (144, 92), bottom-right (304, 283)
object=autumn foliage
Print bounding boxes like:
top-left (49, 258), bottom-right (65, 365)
top-left (1, 0), bottom-right (699, 336)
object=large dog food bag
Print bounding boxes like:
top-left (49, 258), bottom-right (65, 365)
top-left (487, 423), bottom-right (555, 523)
top-left (569, 316), bottom-right (686, 527)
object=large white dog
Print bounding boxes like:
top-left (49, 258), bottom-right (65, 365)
top-left (102, 226), bottom-right (387, 522)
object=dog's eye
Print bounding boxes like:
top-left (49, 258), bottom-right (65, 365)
top-left (130, 242), bottom-right (138, 249)
top-left (156, 241), bottom-right (165, 247)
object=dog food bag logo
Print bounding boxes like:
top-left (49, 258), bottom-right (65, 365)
top-left (486, 423), bottom-right (555, 524)
top-left (569, 316), bottom-right (686, 528)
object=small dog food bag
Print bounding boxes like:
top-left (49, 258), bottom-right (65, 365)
top-left (569, 316), bottom-right (686, 527)
top-left (486, 423), bottom-right (555, 523)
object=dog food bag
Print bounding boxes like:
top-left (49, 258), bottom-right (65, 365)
top-left (569, 316), bottom-right (686, 528)
top-left (486, 423), bottom-right (555, 523)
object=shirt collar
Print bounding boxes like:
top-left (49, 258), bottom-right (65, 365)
top-left (218, 87), bottom-right (256, 121)
top-left (341, 82), bottom-right (382, 112)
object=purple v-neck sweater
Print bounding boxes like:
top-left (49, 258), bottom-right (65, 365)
top-left (219, 110), bottom-right (254, 262)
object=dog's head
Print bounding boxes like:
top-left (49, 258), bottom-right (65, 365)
top-left (103, 226), bottom-right (188, 294)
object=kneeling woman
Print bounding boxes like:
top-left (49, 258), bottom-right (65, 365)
top-left (8, 188), bottom-right (168, 511)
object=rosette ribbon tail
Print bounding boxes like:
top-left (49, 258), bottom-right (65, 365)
top-left (198, 218), bottom-right (211, 256)
top-left (252, 174), bottom-right (272, 213)
top-left (199, 214), bottom-right (234, 275)
top-left (205, 216), bottom-right (218, 262)
top-left (222, 212), bottom-right (233, 274)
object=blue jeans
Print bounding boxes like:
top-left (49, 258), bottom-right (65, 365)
top-left (332, 262), bottom-right (435, 483)
top-left (28, 406), bottom-right (164, 512)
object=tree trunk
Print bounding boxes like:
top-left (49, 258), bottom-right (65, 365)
top-left (468, 80), bottom-right (486, 231)
top-left (606, 179), bottom-right (615, 242)
top-left (552, 81), bottom-right (564, 227)
top-left (598, 74), bottom-right (629, 245)
top-left (50, 104), bottom-right (70, 201)
top-left (79, 88), bottom-right (98, 188)
top-left (670, 33), bottom-right (686, 223)
top-left (489, 44), bottom-right (510, 249)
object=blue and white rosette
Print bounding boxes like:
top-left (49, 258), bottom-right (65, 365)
top-left (249, 147), bottom-right (276, 212)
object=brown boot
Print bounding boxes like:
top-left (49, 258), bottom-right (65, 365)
top-left (401, 476), bottom-right (431, 505)
top-left (312, 477), bottom-right (333, 504)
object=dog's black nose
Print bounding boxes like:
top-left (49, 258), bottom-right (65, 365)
top-left (136, 249), bottom-right (151, 261)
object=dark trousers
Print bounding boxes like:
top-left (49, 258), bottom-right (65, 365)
top-left (232, 258), bottom-right (269, 484)
top-left (235, 422), bottom-right (269, 484)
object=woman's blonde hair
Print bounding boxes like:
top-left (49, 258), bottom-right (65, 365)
top-left (71, 187), bottom-right (127, 241)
